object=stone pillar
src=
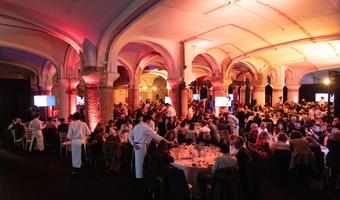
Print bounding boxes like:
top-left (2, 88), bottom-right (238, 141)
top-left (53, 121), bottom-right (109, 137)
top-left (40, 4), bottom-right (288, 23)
top-left (233, 86), bottom-right (239, 101)
top-left (85, 84), bottom-right (101, 131)
top-left (59, 78), bottom-right (78, 120)
top-left (168, 78), bottom-right (182, 116)
top-left (39, 88), bottom-right (53, 117)
top-left (212, 82), bottom-right (225, 98)
top-left (100, 87), bottom-right (114, 123)
top-left (272, 85), bottom-right (284, 105)
top-left (128, 84), bottom-right (139, 112)
top-left (253, 85), bottom-right (265, 106)
top-left (239, 86), bottom-right (245, 105)
top-left (181, 87), bottom-right (189, 117)
top-left (287, 84), bottom-right (300, 103)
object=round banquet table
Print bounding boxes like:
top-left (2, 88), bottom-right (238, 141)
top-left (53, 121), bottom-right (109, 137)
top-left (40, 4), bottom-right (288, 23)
top-left (170, 144), bottom-right (222, 198)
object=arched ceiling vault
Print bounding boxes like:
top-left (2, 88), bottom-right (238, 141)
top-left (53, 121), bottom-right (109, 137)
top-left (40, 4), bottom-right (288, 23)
top-left (0, 0), bottom-right (340, 83)
top-left (118, 0), bottom-right (340, 76)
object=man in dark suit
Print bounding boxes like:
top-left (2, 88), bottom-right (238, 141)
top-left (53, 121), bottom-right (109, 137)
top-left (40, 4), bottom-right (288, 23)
top-left (327, 132), bottom-right (340, 196)
top-left (234, 136), bottom-right (260, 200)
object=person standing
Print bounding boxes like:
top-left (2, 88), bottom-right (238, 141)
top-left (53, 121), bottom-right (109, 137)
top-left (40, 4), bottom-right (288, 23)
top-left (29, 112), bottom-right (44, 152)
top-left (128, 115), bottom-right (167, 180)
top-left (67, 112), bottom-right (91, 175)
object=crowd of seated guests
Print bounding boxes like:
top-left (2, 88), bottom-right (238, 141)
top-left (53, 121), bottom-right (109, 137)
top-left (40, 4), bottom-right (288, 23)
top-left (1, 98), bottom-right (340, 199)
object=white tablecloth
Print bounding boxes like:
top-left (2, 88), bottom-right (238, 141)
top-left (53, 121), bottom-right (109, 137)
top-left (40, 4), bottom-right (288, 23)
top-left (170, 144), bottom-right (221, 198)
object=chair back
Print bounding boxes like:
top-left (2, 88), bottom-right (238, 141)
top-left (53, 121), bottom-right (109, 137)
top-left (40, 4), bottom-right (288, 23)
top-left (160, 166), bottom-right (189, 200)
top-left (59, 131), bottom-right (68, 144)
top-left (271, 149), bottom-right (291, 183)
top-left (25, 130), bottom-right (33, 141)
top-left (11, 129), bottom-right (16, 140)
top-left (213, 167), bottom-right (238, 200)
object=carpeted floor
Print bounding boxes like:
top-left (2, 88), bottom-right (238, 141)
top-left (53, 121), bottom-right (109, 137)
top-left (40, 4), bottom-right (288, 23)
top-left (0, 149), bottom-right (336, 200)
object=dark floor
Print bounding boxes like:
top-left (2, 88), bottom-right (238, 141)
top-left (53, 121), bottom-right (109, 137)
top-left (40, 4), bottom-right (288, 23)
top-left (0, 148), bottom-right (336, 200)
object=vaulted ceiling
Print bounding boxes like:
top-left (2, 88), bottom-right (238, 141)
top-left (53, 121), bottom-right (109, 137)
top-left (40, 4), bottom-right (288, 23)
top-left (0, 0), bottom-right (340, 83)
top-left (124, 0), bottom-right (340, 73)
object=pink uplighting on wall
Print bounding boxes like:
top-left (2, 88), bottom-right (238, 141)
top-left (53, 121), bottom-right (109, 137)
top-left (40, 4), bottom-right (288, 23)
top-left (86, 88), bottom-right (101, 131)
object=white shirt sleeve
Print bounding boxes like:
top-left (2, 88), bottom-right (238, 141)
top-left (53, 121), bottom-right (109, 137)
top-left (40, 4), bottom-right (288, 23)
top-left (145, 126), bottom-right (164, 142)
top-left (67, 125), bottom-right (73, 140)
top-left (128, 128), bottom-right (135, 145)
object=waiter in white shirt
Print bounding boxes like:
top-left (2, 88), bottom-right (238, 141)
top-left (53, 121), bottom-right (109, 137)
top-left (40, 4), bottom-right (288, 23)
top-left (67, 112), bottom-right (90, 174)
top-left (128, 115), bottom-right (168, 179)
top-left (29, 112), bottom-right (44, 152)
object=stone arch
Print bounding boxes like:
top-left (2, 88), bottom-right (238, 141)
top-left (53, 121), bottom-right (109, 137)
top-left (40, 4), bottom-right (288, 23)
top-left (191, 52), bottom-right (221, 81)
top-left (226, 61), bottom-right (259, 84)
top-left (0, 43), bottom-right (60, 68)
top-left (265, 68), bottom-right (280, 86)
top-left (135, 53), bottom-right (167, 84)
top-left (110, 40), bottom-right (176, 79)
top-left (117, 57), bottom-right (134, 83)
top-left (62, 45), bottom-right (81, 79)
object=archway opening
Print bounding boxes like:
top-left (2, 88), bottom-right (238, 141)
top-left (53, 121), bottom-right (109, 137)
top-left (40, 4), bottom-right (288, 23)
top-left (265, 75), bottom-right (273, 105)
top-left (139, 65), bottom-right (169, 102)
top-left (227, 62), bottom-right (256, 106)
top-left (113, 66), bottom-right (130, 104)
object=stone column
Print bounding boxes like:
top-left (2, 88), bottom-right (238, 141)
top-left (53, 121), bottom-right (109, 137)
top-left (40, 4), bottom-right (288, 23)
top-left (239, 86), bottom-right (246, 105)
top-left (59, 78), bottom-right (78, 120)
top-left (39, 88), bottom-right (53, 117)
top-left (100, 86), bottom-right (114, 123)
top-left (212, 82), bottom-right (225, 98)
top-left (287, 84), bottom-right (300, 103)
top-left (128, 84), bottom-right (139, 112)
top-left (168, 78), bottom-right (182, 116)
top-left (272, 85), bottom-right (284, 105)
top-left (181, 87), bottom-right (189, 117)
top-left (85, 84), bottom-right (101, 131)
top-left (253, 85), bottom-right (266, 106)
top-left (232, 86), bottom-right (239, 101)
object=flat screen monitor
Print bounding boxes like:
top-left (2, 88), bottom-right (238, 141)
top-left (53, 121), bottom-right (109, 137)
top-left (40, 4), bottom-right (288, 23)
top-left (34, 95), bottom-right (56, 107)
top-left (315, 93), bottom-right (334, 103)
top-left (77, 96), bottom-right (84, 105)
top-left (215, 96), bottom-right (228, 107)
top-left (228, 94), bottom-right (233, 101)
top-left (164, 96), bottom-right (172, 104)
top-left (193, 94), bottom-right (200, 101)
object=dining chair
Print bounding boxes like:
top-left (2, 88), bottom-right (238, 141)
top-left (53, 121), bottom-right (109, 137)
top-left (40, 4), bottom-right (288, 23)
top-left (59, 131), bottom-right (70, 156)
top-left (25, 130), bottom-right (33, 151)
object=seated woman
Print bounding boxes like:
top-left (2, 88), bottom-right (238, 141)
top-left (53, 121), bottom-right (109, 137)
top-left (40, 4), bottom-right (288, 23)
top-left (164, 130), bottom-right (178, 148)
top-left (198, 121), bottom-right (212, 144)
top-left (256, 131), bottom-right (272, 159)
top-left (88, 124), bottom-right (105, 167)
top-left (247, 123), bottom-right (259, 144)
top-left (197, 143), bottom-right (238, 200)
top-left (184, 123), bottom-right (196, 144)
top-left (176, 121), bottom-right (187, 144)
top-left (273, 123), bottom-right (286, 142)
top-left (155, 140), bottom-right (174, 177)
top-left (103, 129), bottom-right (122, 172)
top-left (289, 131), bottom-right (315, 170)
top-left (270, 133), bottom-right (290, 153)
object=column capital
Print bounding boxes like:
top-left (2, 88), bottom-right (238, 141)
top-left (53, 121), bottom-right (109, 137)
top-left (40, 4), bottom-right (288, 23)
top-left (167, 77), bottom-right (183, 88)
top-left (211, 80), bottom-right (224, 88)
top-left (286, 84), bottom-right (301, 90)
top-left (271, 84), bottom-right (284, 90)
top-left (254, 85), bottom-right (266, 92)
top-left (81, 66), bottom-right (103, 87)
top-left (59, 78), bottom-right (79, 88)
